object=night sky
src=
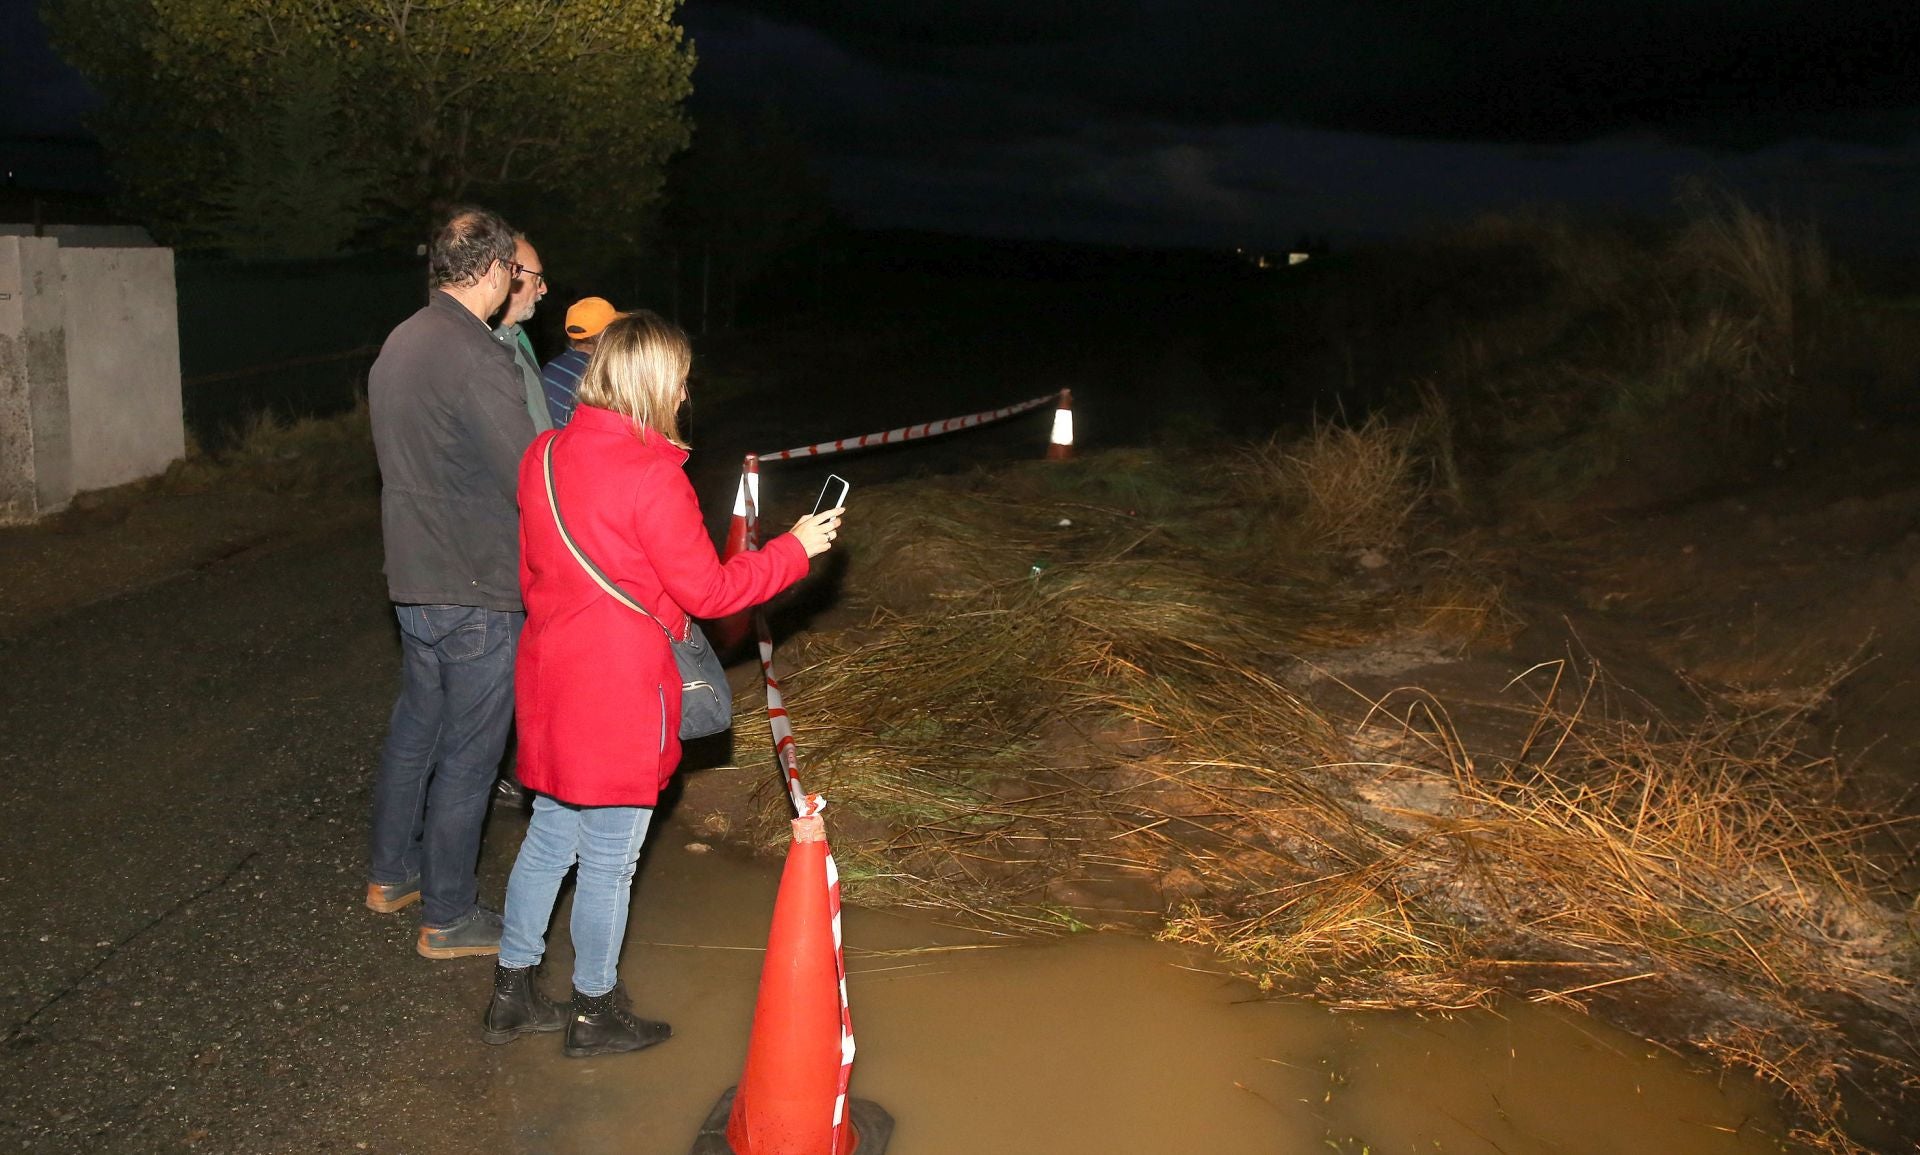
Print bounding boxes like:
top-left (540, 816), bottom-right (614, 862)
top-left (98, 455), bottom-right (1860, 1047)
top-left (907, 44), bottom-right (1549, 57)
top-left (6, 0), bottom-right (1919, 248)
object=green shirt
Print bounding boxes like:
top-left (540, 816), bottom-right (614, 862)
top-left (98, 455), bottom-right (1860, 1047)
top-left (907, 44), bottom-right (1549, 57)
top-left (492, 322), bottom-right (553, 434)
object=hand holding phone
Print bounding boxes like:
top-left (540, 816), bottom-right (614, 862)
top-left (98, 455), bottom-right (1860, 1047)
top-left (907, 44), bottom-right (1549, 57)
top-left (794, 474), bottom-right (848, 559)
top-left (812, 473), bottom-right (851, 515)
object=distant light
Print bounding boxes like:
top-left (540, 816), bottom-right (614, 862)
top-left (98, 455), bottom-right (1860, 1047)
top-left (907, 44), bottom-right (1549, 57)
top-left (1255, 255), bottom-right (1272, 269)
top-left (1288, 252), bottom-right (1311, 266)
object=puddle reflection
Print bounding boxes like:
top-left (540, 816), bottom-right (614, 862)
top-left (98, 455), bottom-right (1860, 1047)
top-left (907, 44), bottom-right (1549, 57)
top-left (485, 825), bottom-right (1785, 1154)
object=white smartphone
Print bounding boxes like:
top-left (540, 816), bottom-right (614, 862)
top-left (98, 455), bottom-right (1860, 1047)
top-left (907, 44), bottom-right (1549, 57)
top-left (812, 473), bottom-right (850, 515)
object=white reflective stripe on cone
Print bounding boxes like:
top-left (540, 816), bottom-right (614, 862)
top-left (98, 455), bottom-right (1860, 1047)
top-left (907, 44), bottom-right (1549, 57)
top-left (1051, 407), bottom-right (1074, 446)
top-left (732, 470), bottom-right (761, 516)
top-left (833, 1094), bottom-right (846, 1126)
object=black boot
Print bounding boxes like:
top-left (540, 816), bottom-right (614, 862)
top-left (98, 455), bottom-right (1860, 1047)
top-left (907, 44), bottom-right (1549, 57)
top-left (481, 963), bottom-right (564, 1045)
top-left (491, 773), bottom-right (529, 810)
top-left (563, 983), bottom-right (672, 1058)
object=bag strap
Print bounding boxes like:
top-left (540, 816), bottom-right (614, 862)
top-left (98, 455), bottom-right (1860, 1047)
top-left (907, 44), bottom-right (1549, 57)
top-left (541, 437), bottom-right (680, 644)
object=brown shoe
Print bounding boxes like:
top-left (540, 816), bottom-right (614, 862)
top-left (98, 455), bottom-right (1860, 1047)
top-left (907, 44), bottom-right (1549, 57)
top-left (417, 906), bottom-right (503, 959)
top-left (365, 877), bottom-right (421, 913)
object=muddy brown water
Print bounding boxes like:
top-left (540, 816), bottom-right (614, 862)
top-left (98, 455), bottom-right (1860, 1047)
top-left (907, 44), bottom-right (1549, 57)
top-left (481, 808), bottom-right (1786, 1155)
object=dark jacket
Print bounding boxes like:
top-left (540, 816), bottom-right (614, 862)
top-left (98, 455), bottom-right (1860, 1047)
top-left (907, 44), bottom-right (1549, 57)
top-left (370, 290), bottom-right (536, 610)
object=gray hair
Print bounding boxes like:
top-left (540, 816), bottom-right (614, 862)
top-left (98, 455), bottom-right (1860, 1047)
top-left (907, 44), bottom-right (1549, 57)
top-left (428, 207), bottom-right (516, 290)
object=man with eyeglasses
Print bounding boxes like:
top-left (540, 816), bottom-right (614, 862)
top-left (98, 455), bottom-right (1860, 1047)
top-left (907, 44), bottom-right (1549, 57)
top-left (365, 206), bottom-right (538, 959)
top-left (486, 235), bottom-right (552, 812)
top-left (493, 236), bottom-right (553, 434)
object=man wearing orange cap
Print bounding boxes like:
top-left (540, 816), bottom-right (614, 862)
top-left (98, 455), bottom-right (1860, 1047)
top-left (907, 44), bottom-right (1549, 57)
top-left (539, 296), bottom-right (625, 428)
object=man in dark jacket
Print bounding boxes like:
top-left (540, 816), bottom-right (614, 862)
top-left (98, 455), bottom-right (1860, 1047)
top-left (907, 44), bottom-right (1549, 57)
top-left (364, 207), bottom-right (537, 960)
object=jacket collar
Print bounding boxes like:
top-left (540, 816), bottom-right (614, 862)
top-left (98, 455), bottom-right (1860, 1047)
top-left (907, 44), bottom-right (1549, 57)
top-left (430, 288), bottom-right (496, 333)
top-left (567, 405), bottom-right (690, 465)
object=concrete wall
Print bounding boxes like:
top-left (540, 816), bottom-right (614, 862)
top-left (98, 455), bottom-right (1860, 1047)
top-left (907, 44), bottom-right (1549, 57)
top-left (0, 235), bottom-right (181, 522)
top-left (0, 224), bottom-right (158, 248)
top-left (0, 237), bottom-right (71, 523)
top-left (61, 248), bottom-right (184, 492)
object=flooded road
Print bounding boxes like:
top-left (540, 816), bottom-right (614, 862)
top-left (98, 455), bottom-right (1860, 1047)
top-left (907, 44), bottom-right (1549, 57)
top-left (0, 449), bottom-right (1801, 1153)
top-left (484, 804), bottom-right (1786, 1155)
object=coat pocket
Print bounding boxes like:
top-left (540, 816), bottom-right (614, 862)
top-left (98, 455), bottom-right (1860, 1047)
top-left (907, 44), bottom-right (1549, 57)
top-left (656, 684), bottom-right (668, 756)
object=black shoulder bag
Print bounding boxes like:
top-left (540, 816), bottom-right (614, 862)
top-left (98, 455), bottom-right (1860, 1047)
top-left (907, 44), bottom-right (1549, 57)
top-left (540, 439), bottom-right (733, 740)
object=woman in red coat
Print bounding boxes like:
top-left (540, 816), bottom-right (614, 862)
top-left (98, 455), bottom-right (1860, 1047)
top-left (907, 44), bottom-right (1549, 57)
top-left (482, 311), bottom-right (842, 1057)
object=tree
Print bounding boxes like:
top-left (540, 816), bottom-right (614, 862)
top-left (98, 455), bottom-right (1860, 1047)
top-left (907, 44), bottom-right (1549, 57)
top-left (205, 48), bottom-right (383, 260)
top-left (44, 0), bottom-right (694, 253)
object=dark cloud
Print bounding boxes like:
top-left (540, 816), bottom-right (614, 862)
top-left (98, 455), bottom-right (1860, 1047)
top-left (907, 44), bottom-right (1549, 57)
top-left (699, 0), bottom-right (1920, 148)
top-left (680, 1), bottom-right (1920, 246)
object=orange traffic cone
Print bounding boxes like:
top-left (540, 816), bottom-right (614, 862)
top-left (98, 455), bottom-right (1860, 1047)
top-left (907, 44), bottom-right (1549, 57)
top-left (708, 455), bottom-right (760, 652)
top-left (691, 814), bottom-right (893, 1154)
top-left (1046, 388), bottom-right (1074, 460)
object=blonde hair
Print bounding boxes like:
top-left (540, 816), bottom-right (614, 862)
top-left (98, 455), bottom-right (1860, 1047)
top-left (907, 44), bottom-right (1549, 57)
top-left (573, 311), bottom-right (692, 446)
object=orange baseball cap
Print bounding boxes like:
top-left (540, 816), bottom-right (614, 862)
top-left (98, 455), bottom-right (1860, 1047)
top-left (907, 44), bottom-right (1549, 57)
top-left (564, 297), bottom-right (625, 339)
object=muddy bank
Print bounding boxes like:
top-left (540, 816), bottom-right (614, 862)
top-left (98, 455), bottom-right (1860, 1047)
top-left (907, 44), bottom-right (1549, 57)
top-left (691, 440), bottom-right (1920, 1152)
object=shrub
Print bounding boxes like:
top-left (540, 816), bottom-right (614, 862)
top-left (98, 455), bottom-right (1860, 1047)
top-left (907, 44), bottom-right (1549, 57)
top-left (1242, 416), bottom-right (1425, 555)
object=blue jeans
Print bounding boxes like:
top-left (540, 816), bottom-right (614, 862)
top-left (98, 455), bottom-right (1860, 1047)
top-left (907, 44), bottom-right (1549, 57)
top-left (499, 794), bottom-right (654, 997)
top-left (367, 603), bottom-right (523, 928)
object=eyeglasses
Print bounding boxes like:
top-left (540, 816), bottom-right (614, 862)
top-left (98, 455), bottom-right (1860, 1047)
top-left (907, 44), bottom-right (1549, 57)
top-left (504, 260), bottom-right (546, 292)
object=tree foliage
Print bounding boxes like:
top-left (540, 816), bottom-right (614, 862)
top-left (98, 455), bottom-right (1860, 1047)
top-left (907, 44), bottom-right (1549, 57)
top-left (44, 0), bottom-right (695, 255)
top-left (206, 48), bottom-right (384, 260)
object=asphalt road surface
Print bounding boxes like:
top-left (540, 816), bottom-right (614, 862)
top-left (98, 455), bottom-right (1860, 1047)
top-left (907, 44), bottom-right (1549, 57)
top-left (0, 508), bottom-right (542, 1152)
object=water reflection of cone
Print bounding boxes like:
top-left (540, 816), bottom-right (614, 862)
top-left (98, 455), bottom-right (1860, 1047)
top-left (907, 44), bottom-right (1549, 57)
top-left (690, 814), bottom-right (893, 1154)
top-left (1046, 389), bottom-right (1074, 460)
top-left (709, 455), bottom-right (759, 652)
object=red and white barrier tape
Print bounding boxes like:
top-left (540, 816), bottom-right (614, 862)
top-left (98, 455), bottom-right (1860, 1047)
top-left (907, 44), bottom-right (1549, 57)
top-left (826, 850), bottom-right (856, 1141)
top-left (741, 478), bottom-right (819, 819)
top-left (757, 391), bottom-right (1058, 461)
top-left (756, 618), bottom-right (820, 819)
top-left (739, 387), bottom-right (1069, 813)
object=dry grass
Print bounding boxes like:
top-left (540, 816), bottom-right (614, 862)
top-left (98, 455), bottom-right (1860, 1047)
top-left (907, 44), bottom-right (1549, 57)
top-left (1239, 414), bottom-right (1425, 555)
top-left (744, 449), bottom-right (1918, 1150)
top-left (1173, 658), bottom-right (1917, 1148)
top-left (1398, 544), bottom-right (1522, 649)
top-left (163, 398), bottom-right (376, 495)
top-left (1402, 196), bottom-right (1845, 504)
top-left (1172, 662), bottom-right (1912, 956)
top-left (764, 546), bottom-right (1366, 909)
top-left (1228, 412), bottom-right (1509, 647)
top-left (1671, 190), bottom-right (1830, 387)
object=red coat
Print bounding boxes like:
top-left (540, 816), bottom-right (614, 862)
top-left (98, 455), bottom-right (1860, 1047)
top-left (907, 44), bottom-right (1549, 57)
top-left (513, 405), bottom-right (810, 806)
